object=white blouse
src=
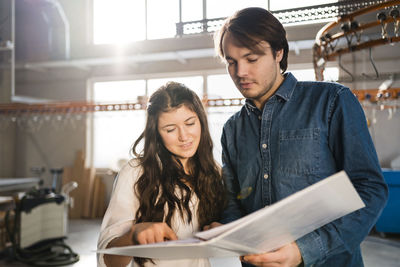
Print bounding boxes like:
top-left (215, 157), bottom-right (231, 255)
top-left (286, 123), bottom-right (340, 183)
top-left (97, 160), bottom-right (211, 267)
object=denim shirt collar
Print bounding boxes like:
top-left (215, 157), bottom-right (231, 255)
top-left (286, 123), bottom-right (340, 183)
top-left (275, 72), bottom-right (297, 101)
top-left (244, 72), bottom-right (298, 116)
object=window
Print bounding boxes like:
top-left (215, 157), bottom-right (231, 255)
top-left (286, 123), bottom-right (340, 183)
top-left (289, 67), bottom-right (339, 81)
top-left (93, 0), bottom-right (179, 44)
top-left (206, 0), bottom-right (266, 19)
top-left (93, 0), bottom-right (340, 43)
top-left (147, 0), bottom-right (179, 40)
top-left (147, 76), bottom-right (203, 98)
top-left (207, 74), bottom-right (242, 99)
top-left (93, 0), bottom-right (146, 44)
top-left (182, 0), bottom-right (203, 22)
top-left (207, 74), bottom-right (242, 163)
top-left (270, 0), bottom-right (337, 11)
top-left (92, 80), bottom-right (146, 169)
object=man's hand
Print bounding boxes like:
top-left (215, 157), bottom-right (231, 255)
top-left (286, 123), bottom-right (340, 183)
top-left (131, 222), bottom-right (177, 244)
top-left (240, 242), bottom-right (303, 267)
top-left (203, 222), bottom-right (223, 231)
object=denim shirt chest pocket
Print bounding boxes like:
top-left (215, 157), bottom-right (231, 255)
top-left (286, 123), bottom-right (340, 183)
top-left (278, 128), bottom-right (320, 175)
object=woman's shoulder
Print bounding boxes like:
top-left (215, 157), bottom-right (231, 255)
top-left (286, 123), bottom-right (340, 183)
top-left (120, 158), bottom-right (141, 171)
top-left (115, 158), bottom-right (143, 185)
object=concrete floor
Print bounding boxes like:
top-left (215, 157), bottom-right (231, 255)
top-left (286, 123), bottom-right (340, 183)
top-left (1, 219), bottom-right (399, 266)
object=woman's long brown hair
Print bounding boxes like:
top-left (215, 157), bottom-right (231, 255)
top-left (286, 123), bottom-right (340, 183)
top-left (131, 82), bottom-right (226, 266)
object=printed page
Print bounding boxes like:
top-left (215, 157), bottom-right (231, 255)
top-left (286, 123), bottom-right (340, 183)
top-left (195, 207), bottom-right (267, 240)
top-left (96, 238), bottom-right (241, 258)
top-left (97, 171), bottom-right (365, 259)
top-left (207, 171), bottom-right (365, 253)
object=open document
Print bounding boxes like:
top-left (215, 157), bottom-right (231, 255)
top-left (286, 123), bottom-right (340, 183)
top-left (97, 171), bottom-right (365, 259)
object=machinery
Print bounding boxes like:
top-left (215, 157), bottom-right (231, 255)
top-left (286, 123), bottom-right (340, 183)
top-left (4, 172), bottom-right (79, 266)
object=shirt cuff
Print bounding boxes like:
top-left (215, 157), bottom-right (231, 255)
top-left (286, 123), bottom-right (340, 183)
top-left (296, 231), bottom-right (325, 267)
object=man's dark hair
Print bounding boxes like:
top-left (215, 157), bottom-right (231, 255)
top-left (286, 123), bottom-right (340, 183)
top-left (215, 7), bottom-right (289, 73)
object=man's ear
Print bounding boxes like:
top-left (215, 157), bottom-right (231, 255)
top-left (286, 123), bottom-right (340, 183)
top-left (275, 49), bottom-right (283, 63)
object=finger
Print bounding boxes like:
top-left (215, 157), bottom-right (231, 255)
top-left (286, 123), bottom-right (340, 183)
top-left (162, 224), bottom-right (178, 241)
top-left (249, 244), bottom-right (289, 262)
top-left (242, 256), bottom-right (280, 267)
top-left (210, 222), bottom-right (222, 228)
top-left (135, 233), bottom-right (147, 244)
top-left (154, 233), bottom-right (165, 243)
top-left (258, 251), bottom-right (281, 262)
top-left (203, 225), bottom-right (210, 230)
top-left (149, 223), bottom-right (165, 243)
top-left (146, 234), bottom-right (155, 244)
top-left (242, 253), bottom-right (279, 265)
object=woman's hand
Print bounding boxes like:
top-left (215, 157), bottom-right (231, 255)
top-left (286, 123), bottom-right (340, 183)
top-left (132, 222), bottom-right (178, 244)
top-left (202, 222), bottom-right (223, 231)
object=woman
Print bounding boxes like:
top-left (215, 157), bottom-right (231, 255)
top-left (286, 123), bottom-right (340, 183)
top-left (97, 82), bottom-right (226, 267)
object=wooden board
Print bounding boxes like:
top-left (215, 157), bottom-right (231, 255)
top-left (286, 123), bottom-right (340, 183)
top-left (62, 150), bottom-right (108, 219)
top-left (90, 175), bottom-right (101, 218)
top-left (70, 150), bottom-right (85, 219)
top-left (97, 177), bottom-right (106, 218)
top-left (82, 167), bottom-right (96, 218)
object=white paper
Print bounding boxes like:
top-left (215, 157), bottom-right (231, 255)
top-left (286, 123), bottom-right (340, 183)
top-left (97, 171), bottom-right (365, 259)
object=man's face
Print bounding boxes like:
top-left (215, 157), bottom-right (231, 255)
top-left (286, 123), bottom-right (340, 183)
top-left (222, 32), bottom-right (284, 109)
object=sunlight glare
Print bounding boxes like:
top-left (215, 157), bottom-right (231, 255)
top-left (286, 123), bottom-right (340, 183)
top-left (147, 0), bottom-right (179, 40)
top-left (94, 0), bottom-right (145, 44)
top-left (207, 0), bottom-right (266, 19)
top-left (182, 0), bottom-right (203, 22)
top-left (270, 0), bottom-right (337, 11)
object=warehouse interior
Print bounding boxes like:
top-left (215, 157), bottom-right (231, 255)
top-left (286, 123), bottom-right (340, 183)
top-left (0, 0), bottom-right (399, 266)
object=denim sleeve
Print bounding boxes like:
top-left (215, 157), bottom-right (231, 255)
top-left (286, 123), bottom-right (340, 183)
top-left (297, 87), bottom-right (388, 266)
top-left (220, 126), bottom-right (245, 224)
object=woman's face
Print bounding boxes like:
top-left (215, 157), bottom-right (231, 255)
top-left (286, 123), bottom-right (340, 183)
top-left (157, 105), bottom-right (201, 168)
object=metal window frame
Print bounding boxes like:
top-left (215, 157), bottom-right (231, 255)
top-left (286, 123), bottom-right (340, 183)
top-left (176, 0), bottom-right (386, 36)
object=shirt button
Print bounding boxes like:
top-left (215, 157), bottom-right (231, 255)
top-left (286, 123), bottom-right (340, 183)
top-left (264, 174), bottom-right (269, 179)
top-left (262, 143), bottom-right (267, 149)
top-left (258, 115), bottom-right (261, 120)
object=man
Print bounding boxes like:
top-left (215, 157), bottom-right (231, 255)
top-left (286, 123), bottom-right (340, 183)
top-left (214, 7), bottom-right (388, 267)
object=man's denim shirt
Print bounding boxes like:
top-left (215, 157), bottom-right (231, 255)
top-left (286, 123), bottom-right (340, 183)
top-left (221, 73), bottom-right (388, 267)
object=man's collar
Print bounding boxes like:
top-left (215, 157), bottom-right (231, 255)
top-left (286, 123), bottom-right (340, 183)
top-left (244, 99), bottom-right (257, 115)
top-left (243, 72), bottom-right (297, 115)
top-left (275, 72), bottom-right (297, 102)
